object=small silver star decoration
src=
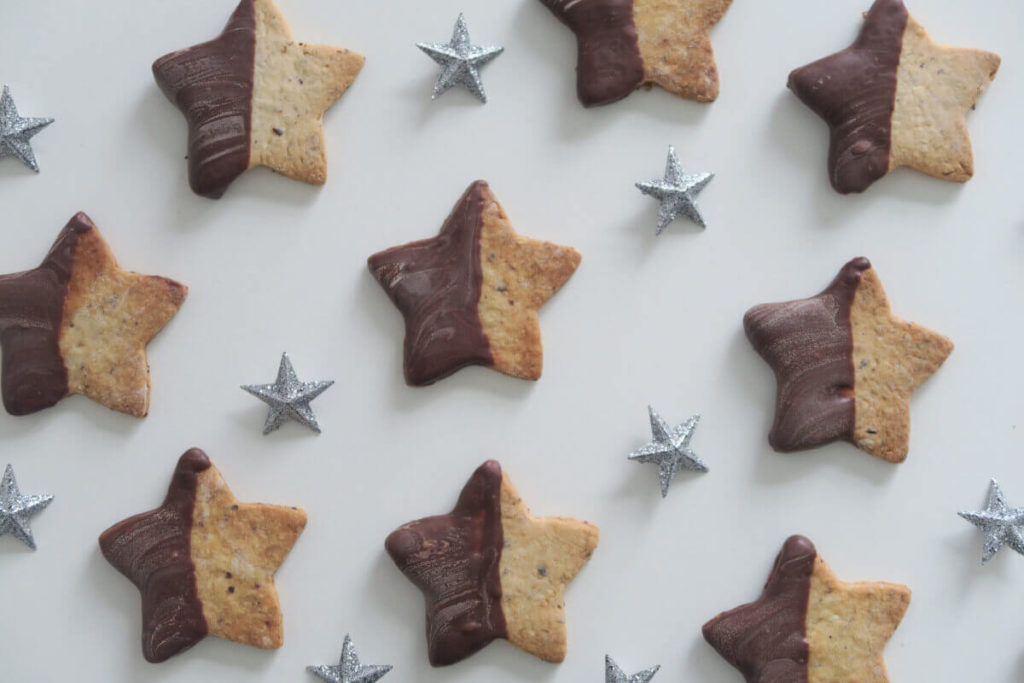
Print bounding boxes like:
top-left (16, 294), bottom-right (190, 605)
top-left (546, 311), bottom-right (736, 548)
top-left (417, 13), bottom-right (503, 102)
top-left (307, 634), bottom-right (393, 683)
top-left (606, 655), bottom-right (660, 683)
top-left (958, 479), bottom-right (1024, 563)
top-left (0, 85), bottom-right (53, 173)
top-left (0, 464), bottom-right (53, 550)
top-left (242, 353), bottom-right (334, 434)
top-left (635, 145), bottom-right (714, 234)
top-left (629, 406), bottom-right (708, 498)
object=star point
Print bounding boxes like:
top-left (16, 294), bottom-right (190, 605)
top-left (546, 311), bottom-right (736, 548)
top-left (0, 464), bottom-right (53, 550)
top-left (242, 353), bottom-right (333, 434)
top-left (307, 634), bottom-right (393, 683)
top-left (417, 14), bottom-right (503, 102)
top-left (606, 655), bottom-right (660, 683)
top-left (636, 146), bottom-right (713, 234)
top-left (0, 85), bottom-right (53, 173)
top-left (629, 406), bottom-right (708, 498)
top-left (959, 479), bottom-right (1024, 563)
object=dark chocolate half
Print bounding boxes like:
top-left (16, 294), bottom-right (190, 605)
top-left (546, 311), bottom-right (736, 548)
top-left (152, 0), bottom-right (256, 199)
top-left (99, 448), bottom-right (212, 663)
top-left (539, 0), bottom-right (644, 107)
top-left (0, 213), bottom-right (95, 415)
top-left (385, 460), bottom-right (507, 666)
top-left (743, 257), bottom-right (870, 452)
top-left (367, 181), bottom-right (493, 386)
top-left (702, 535), bottom-right (816, 683)
top-left (787, 0), bottom-right (908, 194)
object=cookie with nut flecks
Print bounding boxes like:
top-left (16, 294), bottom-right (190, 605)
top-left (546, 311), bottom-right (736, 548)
top-left (743, 257), bottom-right (953, 463)
top-left (703, 535), bottom-right (910, 682)
top-left (368, 180), bottom-right (581, 386)
top-left (787, 0), bottom-right (1000, 193)
top-left (385, 460), bottom-right (599, 666)
top-left (538, 0), bottom-right (733, 107)
top-left (98, 448), bottom-right (307, 662)
top-left (0, 212), bottom-right (186, 417)
top-left (153, 0), bottom-right (364, 198)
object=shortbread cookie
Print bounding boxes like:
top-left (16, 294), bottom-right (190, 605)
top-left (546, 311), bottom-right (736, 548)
top-left (368, 181), bottom-right (581, 386)
top-left (385, 460), bottom-right (599, 666)
top-left (788, 0), bottom-right (1000, 193)
top-left (743, 257), bottom-right (953, 463)
top-left (0, 212), bottom-right (186, 417)
top-left (153, 0), bottom-right (364, 198)
top-left (538, 0), bottom-right (732, 107)
top-left (703, 535), bottom-right (910, 682)
top-left (99, 448), bottom-right (307, 662)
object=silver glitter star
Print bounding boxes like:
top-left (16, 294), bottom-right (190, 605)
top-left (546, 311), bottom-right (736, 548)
top-left (0, 85), bottom-right (53, 173)
top-left (241, 353), bottom-right (334, 435)
top-left (0, 464), bottom-right (53, 550)
top-left (307, 634), bottom-right (393, 683)
top-left (635, 146), bottom-right (713, 234)
top-left (959, 479), bottom-right (1024, 563)
top-left (629, 406), bottom-right (708, 498)
top-left (606, 655), bottom-right (660, 683)
top-left (417, 14), bottom-right (503, 102)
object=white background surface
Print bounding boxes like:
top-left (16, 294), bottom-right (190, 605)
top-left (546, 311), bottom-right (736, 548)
top-left (0, 0), bottom-right (1022, 680)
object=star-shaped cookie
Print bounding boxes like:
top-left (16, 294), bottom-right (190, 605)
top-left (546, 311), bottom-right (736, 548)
top-left (0, 212), bottom-right (187, 417)
top-left (703, 535), bottom-right (910, 682)
top-left (385, 460), bottom-right (599, 666)
top-left (153, 0), bottom-right (364, 198)
top-left (99, 448), bottom-right (307, 662)
top-left (368, 181), bottom-right (581, 386)
top-left (787, 0), bottom-right (1000, 193)
top-left (538, 0), bottom-right (732, 107)
top-left (743, 257), bottom-right (952, 462)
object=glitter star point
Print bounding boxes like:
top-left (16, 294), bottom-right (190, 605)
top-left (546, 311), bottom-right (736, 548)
top-left (242, 353), bottom-right (333, 435)
top-left (606, 655), bottom-right (660, 683)
top-left (307, 634), bottom-right (393, 683)
top-left (636, 146), bottom-right (713, 234)
top-left (0, 464), bottom-right (53, 550)
top-left (629, 406), bottom-right (708, 498)
top-left (417, 14), bottom-right (504, 102)
top-left (0, 85), bottom-right (53, 173)
top-left (959, 479), bottom-right (1024, 564)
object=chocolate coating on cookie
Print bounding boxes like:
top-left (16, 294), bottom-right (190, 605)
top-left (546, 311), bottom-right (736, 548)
top-left (702, 535), bottom-right (815, 683)
top-left (744, 258), bottom-right (869, 452)
top-left (385, 460), bottom-right (507, 666)
top-left (152, 0), bottom-right (256, 198)
top-left (539, 0), bottom-right (644, 106)
top-left (99, 449), bottom-right (211, 662)
top-left (368, 182), bottom-right (492, 385)
top-left (787, 0), bottom-right (907, 194)
top-left (0, 215), bottom-right (88, 414)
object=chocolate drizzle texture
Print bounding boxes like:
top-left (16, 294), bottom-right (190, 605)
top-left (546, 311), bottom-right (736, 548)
top-left (787, 0), bottom-right (908, 193)
top-left (539, 0), bottom-right (644, 107)
top-left (0, 213), bottom-right (93, 415)
top-left (99, 449), bottom-right (212, 663)
top-left (368, 181), bottom-right (493, 386)
top-left (702, 535), bottom-right (816, 683)
top-left (743, 258), bottom-right (870, 452)
top-left (385, 460), bottom-right (507, 666)
top-left (152, 0), bottom-right (256, 198)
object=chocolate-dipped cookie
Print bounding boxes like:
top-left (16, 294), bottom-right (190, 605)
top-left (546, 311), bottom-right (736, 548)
top-left (743, 257), bottom-right (953, 463)
top-left (538, 0), bottom-right (732, 107)
top-left (153, 0), bottom-right (364, 198)
top-left (0, 212), bottom-right (186, 417)
top-left (368, 180), bottom-right (581, 386)
top-left (703, 535), bottom-right (910, 683)
top-left (99, 448), bottom-right (307, 662)
top-left (385, 460), bottom-right (598, 666)
top-left (787, 0), bottom-right (999, 194)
